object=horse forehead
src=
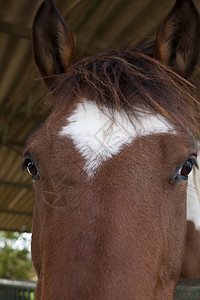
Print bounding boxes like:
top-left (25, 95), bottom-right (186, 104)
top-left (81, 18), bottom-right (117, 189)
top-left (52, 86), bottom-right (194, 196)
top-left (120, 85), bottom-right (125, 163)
top-left (59, 99), bottom-right (176, 177)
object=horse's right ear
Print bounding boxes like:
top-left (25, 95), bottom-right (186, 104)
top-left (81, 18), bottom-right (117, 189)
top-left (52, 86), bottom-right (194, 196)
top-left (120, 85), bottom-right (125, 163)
top-left (153, 0), bottom-right (200, 78)
top-left (32, 0), bottom-right (78, 87)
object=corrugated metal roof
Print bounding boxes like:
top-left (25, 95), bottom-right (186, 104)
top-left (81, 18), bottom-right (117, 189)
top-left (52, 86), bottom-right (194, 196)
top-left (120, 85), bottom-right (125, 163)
top-left (0, 0), bottom-right (200, 232)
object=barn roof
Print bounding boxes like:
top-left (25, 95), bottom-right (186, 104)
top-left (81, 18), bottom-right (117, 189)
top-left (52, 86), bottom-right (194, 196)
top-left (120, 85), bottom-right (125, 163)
top-left (1, 0), bottom-right (200, 232)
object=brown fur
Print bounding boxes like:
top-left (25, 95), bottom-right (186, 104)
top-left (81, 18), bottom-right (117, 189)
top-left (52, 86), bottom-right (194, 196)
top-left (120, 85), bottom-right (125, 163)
top-left (25, 0), bottom-right (200, 298)
top-left (29, 125), bottom-right (197, 299)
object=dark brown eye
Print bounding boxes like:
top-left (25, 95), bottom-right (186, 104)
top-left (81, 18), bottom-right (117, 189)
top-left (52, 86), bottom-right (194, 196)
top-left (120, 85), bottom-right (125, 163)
top-left (22, 155), bottom-right (40, 180)
top-left (180, 161), bottom-right (193, 177)
top-left (27, 162), bottom-right (38, 176)
top-left (174, 155), bottom-right (198, 182)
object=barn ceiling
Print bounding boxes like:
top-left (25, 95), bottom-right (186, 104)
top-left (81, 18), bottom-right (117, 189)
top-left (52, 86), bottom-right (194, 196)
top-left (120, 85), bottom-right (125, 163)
top-left (0, 0), bottom-right (200, 232)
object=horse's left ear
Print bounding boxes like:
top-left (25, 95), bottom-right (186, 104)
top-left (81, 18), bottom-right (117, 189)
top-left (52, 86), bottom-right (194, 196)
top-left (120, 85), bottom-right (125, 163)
top-left (32, 0), bottom-right (78, 87)
top-left (153, 0), bottom-right (200, 77)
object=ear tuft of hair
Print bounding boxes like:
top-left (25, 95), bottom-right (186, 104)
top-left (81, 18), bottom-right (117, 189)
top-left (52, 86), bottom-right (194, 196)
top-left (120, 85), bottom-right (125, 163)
top-left (154, 0), bottom-right (200, 77)
top-left (32, 0), bottom-right (78, 87)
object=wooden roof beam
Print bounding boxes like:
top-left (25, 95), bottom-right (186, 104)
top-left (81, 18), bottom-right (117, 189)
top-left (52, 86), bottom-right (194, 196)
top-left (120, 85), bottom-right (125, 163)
top-left (0, 180), bottom-right (32, 189)
top-left (0, 21), bottom-right (31, 39)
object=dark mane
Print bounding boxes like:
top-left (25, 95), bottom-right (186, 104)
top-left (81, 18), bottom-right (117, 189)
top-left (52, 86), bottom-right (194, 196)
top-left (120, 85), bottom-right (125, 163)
top-left (52, 47), bottom-right (200, 139)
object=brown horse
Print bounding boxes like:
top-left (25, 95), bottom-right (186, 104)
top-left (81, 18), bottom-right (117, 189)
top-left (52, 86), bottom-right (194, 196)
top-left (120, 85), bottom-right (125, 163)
top-left (24, 0), bottom-right (200, 298)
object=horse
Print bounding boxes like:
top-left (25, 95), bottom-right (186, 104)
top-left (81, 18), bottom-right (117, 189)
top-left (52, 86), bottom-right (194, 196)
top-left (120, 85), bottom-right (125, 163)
top-left (23, 0), bottom-right (200, 298)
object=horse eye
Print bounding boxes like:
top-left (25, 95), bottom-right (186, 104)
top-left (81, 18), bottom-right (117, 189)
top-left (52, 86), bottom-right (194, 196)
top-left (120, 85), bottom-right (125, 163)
top-left (174, 156), bottom-right (198, 182)
top-left (22, 156), bottom-right (40, 180)
top-left (27, 162), bottom-right (38, 176)
top-left (180, 161), bottom-right (193, 177)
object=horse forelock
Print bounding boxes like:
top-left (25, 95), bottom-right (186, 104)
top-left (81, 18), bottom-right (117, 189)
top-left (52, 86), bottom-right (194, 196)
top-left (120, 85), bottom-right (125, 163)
top-left (50, 48), bottom-right (200, 141)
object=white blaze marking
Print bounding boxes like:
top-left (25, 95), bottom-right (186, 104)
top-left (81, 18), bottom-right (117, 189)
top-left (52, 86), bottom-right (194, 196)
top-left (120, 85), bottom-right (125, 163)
top-left (60, 99), bottom-right (175, 176)
top-left (187, 154), bottom-right (200, 230)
